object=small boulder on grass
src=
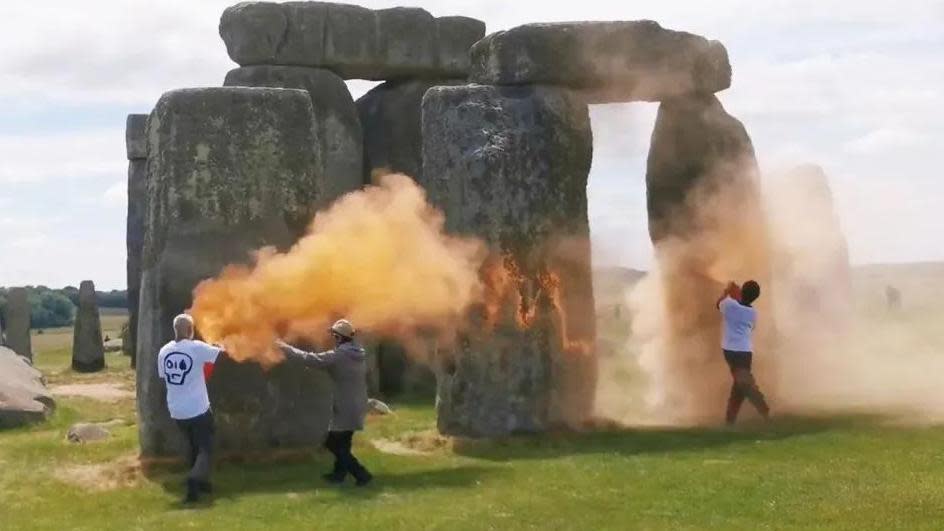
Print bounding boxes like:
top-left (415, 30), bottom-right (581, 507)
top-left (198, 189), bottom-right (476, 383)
top-left (67, 423), bottom-right (111, 443)
top-left (0, 346), bottom-right (54, 429)
top-left (368, 398), bottom-right (393, 415)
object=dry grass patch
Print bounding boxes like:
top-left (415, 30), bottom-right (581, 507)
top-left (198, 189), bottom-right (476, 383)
top-left (54, 454), bottom-right (143, 491)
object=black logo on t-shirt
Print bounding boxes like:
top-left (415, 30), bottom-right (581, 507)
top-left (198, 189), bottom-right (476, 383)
top-left (164, 352), bottom-right (194, 385)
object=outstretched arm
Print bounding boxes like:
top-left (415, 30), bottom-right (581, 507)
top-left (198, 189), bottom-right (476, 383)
top-left (276, 340), bottom-right (338, 369)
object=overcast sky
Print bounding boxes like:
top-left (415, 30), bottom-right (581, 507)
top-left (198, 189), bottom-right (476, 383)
top-left (1, 0), bottom-right (942, 289)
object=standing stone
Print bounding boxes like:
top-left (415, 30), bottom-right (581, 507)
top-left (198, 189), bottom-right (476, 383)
top-left (643, 94), bottom-right (773, 423)
top-left (125, 113), bottom-right (148, 159)
top-left (224, 65), bottom-right (362, 201)
top-left (3, 288), bottom-right (32, 361)
top-left (126, 113), bottom-right (148, 368)
top-left (765, 164), bottom-right (851, 411)
top-left (72, 281), bottom-right (105, 372)
top-left (219, 2), bottom-right (485, 80)
top-left (137, 87), bottom-right (332, 456)
top-left (470, 21), bottom-right (730, 103)
top-left (356, 79), bottom-right (463, 183)
top-left (766, 164), bottom-right (851, 324)
top-left (422, 85), bottom-right (597, 437)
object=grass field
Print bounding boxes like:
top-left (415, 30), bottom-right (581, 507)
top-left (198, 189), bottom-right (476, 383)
top-left (2, 270), bottom-right (943, 530)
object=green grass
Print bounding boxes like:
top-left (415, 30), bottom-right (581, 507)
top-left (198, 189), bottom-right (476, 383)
top-left (4, 281), bottom-right (944, 529)
top-left (3, 396), bottom-right (944, 530)
top-left (30, 308), bottom-right (131, 380)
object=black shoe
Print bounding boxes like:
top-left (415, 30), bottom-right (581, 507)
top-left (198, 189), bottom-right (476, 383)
top-left (355, 472), bottom-right (373, 487)
top-left (183, 479), bottom-right (200, 503)
top-left (322, 472), bottom-right (345, 484)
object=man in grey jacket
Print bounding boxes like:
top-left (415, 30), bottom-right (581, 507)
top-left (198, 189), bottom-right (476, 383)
top-left (277, 319), bottom-right (372, 486)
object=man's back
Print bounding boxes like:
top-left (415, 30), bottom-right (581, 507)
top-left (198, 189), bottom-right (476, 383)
top-left (720, 297), bottom-right (757, 352)
top-left (157, 339), bottom-right (220, 420)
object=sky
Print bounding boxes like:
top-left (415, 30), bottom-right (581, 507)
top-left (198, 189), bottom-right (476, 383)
top-left (0, 0), bottom-right (942, 289)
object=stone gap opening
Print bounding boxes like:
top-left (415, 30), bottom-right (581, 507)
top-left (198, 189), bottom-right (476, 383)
top-left (586, 102), bottom-right (658, 419)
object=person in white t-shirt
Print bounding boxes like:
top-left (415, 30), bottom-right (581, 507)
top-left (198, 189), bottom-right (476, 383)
top-left (717, 280), bottom-right (770, 425)
top-left (157, 313), bottom-right (223, 503)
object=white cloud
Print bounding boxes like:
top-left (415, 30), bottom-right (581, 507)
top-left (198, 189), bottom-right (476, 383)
top-left (7, 234), bottom-right (50, 251)
top-left (843, 127), bottom-right (931, 155)
top-left (102, 180), bottom-right (127, 208)
top-left (0, 129), bottom-right (125, 184)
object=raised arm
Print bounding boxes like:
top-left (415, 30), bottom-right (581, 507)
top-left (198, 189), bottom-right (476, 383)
top-left (717, 282), bottom-right (739, 309)
top-left (276, 340), bottom-right (339, 369)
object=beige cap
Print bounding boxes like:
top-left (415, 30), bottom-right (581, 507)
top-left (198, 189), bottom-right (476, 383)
top-left (330, 319), bottom-right (355, 339)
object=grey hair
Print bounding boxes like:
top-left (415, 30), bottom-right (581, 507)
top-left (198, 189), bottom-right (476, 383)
top-left (173, 314), bottom-right (194, 338)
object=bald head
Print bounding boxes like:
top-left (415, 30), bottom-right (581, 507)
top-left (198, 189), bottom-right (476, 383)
top-left (173, 314), bottom-right (194, 340)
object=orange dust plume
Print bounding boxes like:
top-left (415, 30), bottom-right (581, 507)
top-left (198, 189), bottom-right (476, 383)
top-left (189, 174), bottom-right (487, 366)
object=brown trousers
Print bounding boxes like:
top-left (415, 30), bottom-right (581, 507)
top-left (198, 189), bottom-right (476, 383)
top-left (723, 350), bottom-right (770, 424)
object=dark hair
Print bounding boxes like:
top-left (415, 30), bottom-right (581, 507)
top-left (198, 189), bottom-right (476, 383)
top-left (741, 280), bottom-right (761, 304)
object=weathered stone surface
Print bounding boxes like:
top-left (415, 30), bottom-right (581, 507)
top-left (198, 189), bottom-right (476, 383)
top-left (126, 113), bottom-right (148, 160)
top-left (2, 288), bottom-right (32, 361)
top-left (137, 87), bottom-right (332, 456)
top-left (643, 94), bottom-right (773, 422)
top-left (470, 21), bottom-right (731, 103)
top-left (72, 280), bottom-right (105, 372)
top-left (436, 17), bottom-right (485, 75)
top-left (224, 66), bottom-right (362, 199)
top-left (422, 85), bottom-right (597, 437)
top-left (219, 2), bottom-right (485, 80)
top-left (356, 79), bottom-right (463, 184)
top-left (67, 422), bottom-right (111, 443)
top-left (126, 119), bottom-right (148, 367)
top-left (646, 95), bottom-right (760, 241)
top-left (0, 346), bottom-right (54, 429)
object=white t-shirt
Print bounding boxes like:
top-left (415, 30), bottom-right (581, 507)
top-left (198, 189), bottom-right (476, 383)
top-left (157, 339), bottom-right (221, 420)
top-left (719, 297), bottom-right (757, 352)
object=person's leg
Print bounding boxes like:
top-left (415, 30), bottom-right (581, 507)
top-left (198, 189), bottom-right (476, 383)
top-left (178, 417), bottom-right (198, 469)
top-left (740, 353), bottom-right (770, 418)
top-left (323, 431), bottom-right (345, 482)
top-left (723, 351), bottom-right (745, 424)
top-left (739, 373), bottom-right (770, 418)
top-left (175, 416), bottom-right (200, 502)
top-left (346, 431), bottom-right (372, 486)
top-left (333, 431), bottom-right (354, 475)
top-left (186, 411), bottom-right (215, 499)
top-left (726, 378), bottom-right (746, 424)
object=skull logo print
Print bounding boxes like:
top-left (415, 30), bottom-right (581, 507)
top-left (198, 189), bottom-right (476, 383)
top-left (164, 352), bottom-right (194, 385)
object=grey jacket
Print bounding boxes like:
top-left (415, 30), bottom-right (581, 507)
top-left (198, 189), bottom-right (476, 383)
top-left (280, 341), bottom-right (368, 432)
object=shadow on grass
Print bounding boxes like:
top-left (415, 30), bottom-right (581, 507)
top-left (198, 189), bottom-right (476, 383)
top-left (451, 414), bottom-right (886, 462)
top-left (143, 452), bottom-right (498, 505)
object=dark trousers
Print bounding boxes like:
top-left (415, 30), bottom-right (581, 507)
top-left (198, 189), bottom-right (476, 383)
top-left (723, 351), bottom-right (770, 424)
top-left (325, 430), bottom-right (369, 480)
top-left (175, 410), bottom-right (214, 483)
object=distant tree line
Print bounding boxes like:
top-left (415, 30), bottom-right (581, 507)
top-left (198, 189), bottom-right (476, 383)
top-left (0, 286), bottom-right (128, 330)
top-left (60, 286), bottom-right (128, 308)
